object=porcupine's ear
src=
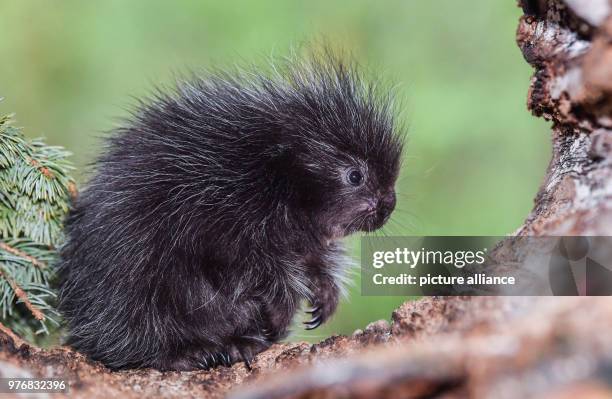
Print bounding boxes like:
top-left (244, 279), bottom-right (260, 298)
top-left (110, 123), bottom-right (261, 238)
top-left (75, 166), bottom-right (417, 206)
top-left (262, 126), bottom-right (296, 164)
top-left (264, 142), bottom-right (295, 172)
top-left (261, 142), bottom-right (304, 205)
top-left (260, 126), bottom-right (301, 185)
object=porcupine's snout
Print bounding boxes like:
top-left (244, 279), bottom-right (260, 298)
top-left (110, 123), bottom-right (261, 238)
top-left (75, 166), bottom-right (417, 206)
top-left (377, 190), bottom-right (396, 223)
top-left (361, 190), bottom-right (396, 232)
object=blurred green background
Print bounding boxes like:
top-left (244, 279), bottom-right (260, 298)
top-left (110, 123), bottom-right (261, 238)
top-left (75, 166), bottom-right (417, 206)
top-left (0, 1), bottom-right (549, 342)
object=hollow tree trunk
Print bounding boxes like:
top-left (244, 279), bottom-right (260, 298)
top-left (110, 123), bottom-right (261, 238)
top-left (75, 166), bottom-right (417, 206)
top-left (1, 1), bottom-right (612, 398)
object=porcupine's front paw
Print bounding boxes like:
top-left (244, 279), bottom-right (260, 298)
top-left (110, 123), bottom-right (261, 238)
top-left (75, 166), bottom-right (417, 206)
top-left (304, 275), bottom-right (339, 330)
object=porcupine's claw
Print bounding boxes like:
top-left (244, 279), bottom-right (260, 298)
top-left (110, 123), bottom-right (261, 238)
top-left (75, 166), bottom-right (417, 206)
top-left (196, 359), bottom-right (209, 369)
top-left (303, 275), bottom-right (340, 331)
top-left (303, 314), bottom-right (322, 330)
top-left (221, 352), bottom-right (232, 367)
top-left (225, 335), bottom-right (269, 371)
top-left (305, 305), bottom-right (321, 314)
top-left (237, 346), bottom-right (254, 370)
top-left (195, 351), bottom-right (221, 370)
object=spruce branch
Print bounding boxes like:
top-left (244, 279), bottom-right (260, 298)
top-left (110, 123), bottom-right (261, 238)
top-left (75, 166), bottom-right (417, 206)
top-left (0, 242), bottom-right (47, 269)
top-left (0, 267), bottom-right (45, 321)
top-left (0, 106), bottom-right (75, 341)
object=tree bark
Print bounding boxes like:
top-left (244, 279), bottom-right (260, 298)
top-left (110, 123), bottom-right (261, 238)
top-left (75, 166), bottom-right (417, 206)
top-left (2, 1), bottom-right (612, 398)
top-left (516, 0), bottom-right (612, 236)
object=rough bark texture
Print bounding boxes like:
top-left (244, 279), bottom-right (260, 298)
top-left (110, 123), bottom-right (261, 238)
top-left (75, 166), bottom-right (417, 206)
top-left (0, 297), bottom-right (530, 398)
top-left (516, 0), bottom-right (612, 235)
top-left (1, 0), bottom-right (612, 397)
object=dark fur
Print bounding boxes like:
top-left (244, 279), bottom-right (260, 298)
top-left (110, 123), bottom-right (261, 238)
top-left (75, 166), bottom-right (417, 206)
top-left (57, 52), bottom-right (403, 370)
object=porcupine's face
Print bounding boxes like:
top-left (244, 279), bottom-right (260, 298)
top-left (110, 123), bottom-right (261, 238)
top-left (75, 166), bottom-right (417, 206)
top-left (265, 54), bottom-right (404, 240)
top-left (291, 124), bottom-right (403, 240)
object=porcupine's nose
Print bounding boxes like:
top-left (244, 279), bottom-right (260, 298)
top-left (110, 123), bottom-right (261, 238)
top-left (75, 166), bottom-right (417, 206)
top-left (377, 191), bottom-right (396, 222)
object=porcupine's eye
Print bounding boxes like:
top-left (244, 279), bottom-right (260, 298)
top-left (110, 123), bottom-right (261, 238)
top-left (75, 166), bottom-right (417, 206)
top-left (347, 168), bottom-right (364, 187)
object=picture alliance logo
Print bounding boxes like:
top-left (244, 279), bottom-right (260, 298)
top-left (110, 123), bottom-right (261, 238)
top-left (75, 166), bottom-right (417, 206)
top-left (549, 237), bottom-right (612, 296)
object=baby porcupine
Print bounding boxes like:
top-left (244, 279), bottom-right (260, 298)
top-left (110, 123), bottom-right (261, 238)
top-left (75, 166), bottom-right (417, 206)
top-left (57, 51), bottom-right (403, 371)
